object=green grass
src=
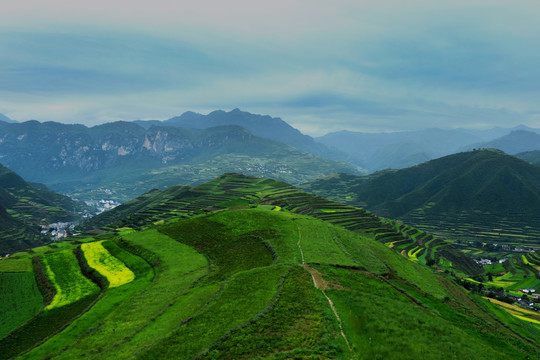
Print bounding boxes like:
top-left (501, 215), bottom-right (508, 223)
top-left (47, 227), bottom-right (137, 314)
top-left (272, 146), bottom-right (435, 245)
top-left (200, 265), bottom-right (346, 359)
top-left (296, 217), bottom-right (357, 266)
top-left (42, 250), bottom-right (100, 310)
top-left (21, 238), bottom-right (155, 360)
top-left (0, 291), bottom-right (99, 360)
top-left (319, 265), bottom-right (539, 359)
top-left (160, 210), bottom-right (276, 283)
top-left (0, 272), bottom-right (43, 340)
top-left (360, 239), bottom-right (449, 299)
top-left (138, 265), bottom-right (289, 360)
top-left (0, 257), bottom-right (33, 272)
top-left (30, 229), bottom-right (207, 360)
top-left (207, 209), bottom-right (300, 264)
top-left (327, 228), bottom-right (390, 275)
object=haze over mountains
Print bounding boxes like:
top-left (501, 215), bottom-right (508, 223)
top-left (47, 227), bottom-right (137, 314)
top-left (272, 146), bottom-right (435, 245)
top-left (0, 114), bottom-right (16, 124)
top-left (2, 108), bottom-right (540, 204)
top-left (3, 1), bottom-right (540, 357)
top-left (0, 114), bottom-right (357, 201)
top-left (135, 108), bottom-right (345, 162)
top-left (302, 149), bottom-right (540, 247)
top-left (317, 126), bottom-right (540, 171)
top-left (460, 130), bottom-right (540, 155)
top-left (1, 109), bottom-right (540, 358)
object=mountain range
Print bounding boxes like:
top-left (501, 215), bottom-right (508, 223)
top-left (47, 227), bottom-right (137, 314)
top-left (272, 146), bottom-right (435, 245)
top-left (0, 113), bottom-right (16, 123)
top-left (460, 130), bottom-right (540, 154)
top-left (317, 125), bottom-right (540, 171)
top-left (0, 119), bottom-right (358, 202)
top-left (1, 104), bottom-right (540, 359)
top-left (135, 108), bottom-right (348, 162)
top-left (3, 108), bottom-right (540, 204)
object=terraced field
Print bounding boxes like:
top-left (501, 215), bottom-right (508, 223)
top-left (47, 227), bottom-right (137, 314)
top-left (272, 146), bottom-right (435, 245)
top-left (478, 254), bottom-right (540, 293)
top-left (82, 173), bottom-right (481, 276)
top-left (81, 241), bottom-right (135, 288)
top-left (0, 272), bottom-right (43, 339)
top-left (403, 209), bottom-right (540, 251)
top-left (485, 298), bottom-right (540, 327)
top-left (41, 250), bottom-right (100, 309)
top-left (3, 174), bottom-right (540, 359)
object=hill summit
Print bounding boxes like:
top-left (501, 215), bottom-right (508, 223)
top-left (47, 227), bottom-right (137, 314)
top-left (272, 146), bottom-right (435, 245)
top-left (302, 149), bottom-right (540, 246)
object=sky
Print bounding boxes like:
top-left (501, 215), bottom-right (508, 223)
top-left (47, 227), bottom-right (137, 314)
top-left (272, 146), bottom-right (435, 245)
top-left (1, 0), bottom-right (539, 136)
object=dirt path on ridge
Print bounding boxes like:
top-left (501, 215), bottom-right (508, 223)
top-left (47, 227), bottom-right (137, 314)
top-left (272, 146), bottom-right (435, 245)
top-left (296, 223), bottom-right (352, 353)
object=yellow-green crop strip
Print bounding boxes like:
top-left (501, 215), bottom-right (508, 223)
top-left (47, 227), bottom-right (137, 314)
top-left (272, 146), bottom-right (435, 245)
top-left (82, 241), bottom-right (135, 288)
top-left (43, 250), bottom-right (100, 310)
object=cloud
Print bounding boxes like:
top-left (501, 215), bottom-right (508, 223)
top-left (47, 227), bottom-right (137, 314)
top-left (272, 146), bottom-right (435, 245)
top-left (0, 1), bottom-right (540, 134)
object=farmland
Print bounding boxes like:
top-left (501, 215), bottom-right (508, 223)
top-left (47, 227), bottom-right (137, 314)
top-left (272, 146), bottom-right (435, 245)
top-left (41, 250), bottom-right (100, 309)
top-left (300, 150), bottom-right (540, 255)
top-left (1, 174), bottom-right (540, 359)
top-left (81, 241), bottom-right (135, 288)
top-left (82, 173), bottom-right (480, 276)
top-left (0, 272), bottom-right (42, 339)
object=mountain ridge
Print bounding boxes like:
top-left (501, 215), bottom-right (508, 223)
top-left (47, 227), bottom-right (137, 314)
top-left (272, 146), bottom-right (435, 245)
top-left (0, 120), bottom-right (358, 202)
top-left (135, 108), bottom-right (351, 164)
top-left (316, 125), bottom-right (540, 171)
top-left (301, 149), bottom-right (540, 247)
top-left (0, 163), bottom-right (88, 255)
top-left (460, 129), bottom-right (540, 154)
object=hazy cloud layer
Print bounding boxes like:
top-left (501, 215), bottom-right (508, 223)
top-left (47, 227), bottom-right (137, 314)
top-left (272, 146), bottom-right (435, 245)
top-left (1, 1), bottom-right (539, 135)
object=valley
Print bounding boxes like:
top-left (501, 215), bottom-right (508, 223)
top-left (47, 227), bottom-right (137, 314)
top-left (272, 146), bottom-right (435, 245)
top-left (4, 1), bottom-right (540, 358)
top-left (1, 112), bottom-right (540, 359)
top-left (1, 173), bottom-right (539, 359)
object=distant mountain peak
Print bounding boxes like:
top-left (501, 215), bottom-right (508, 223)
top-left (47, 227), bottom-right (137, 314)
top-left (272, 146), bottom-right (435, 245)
top-left (0, 113), bottom-right (16, 123)
top-left (159, 109), bottom-right (348, 164)
top-left (461, 129), bottom-right (540, 155)
top-left (179, 110), bottom-right (201, 117)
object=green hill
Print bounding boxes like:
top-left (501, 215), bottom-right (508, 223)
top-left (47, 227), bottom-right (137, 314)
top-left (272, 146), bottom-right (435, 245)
top-left (1, 173), bottom-right (539, 359)
top-left (0, 164), bottom-right (88, 255)
top-left (517, 150), bottom-right (540, 166)
top-left (301, 149), bottom-right (540, 249)
top-left (79, 173), bottom-right (480, 275)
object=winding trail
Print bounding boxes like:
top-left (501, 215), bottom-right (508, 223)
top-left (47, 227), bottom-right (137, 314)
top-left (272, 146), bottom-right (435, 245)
top-left (296, 223), bottom-right (352, 352)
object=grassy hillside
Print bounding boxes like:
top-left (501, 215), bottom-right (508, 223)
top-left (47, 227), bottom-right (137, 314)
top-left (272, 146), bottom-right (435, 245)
top-left (1, 211), bottom-right (538, 358)
top-left (79, 173), bottom-right (479, 276)
top-left (517, 150), bottom-right (540, 166)
top-left (2, 173), bottom-right (540, 359)
top-left (301, 150), bottom-right (540, 251)
top-left (0, 163), bottom-right (89, 255)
